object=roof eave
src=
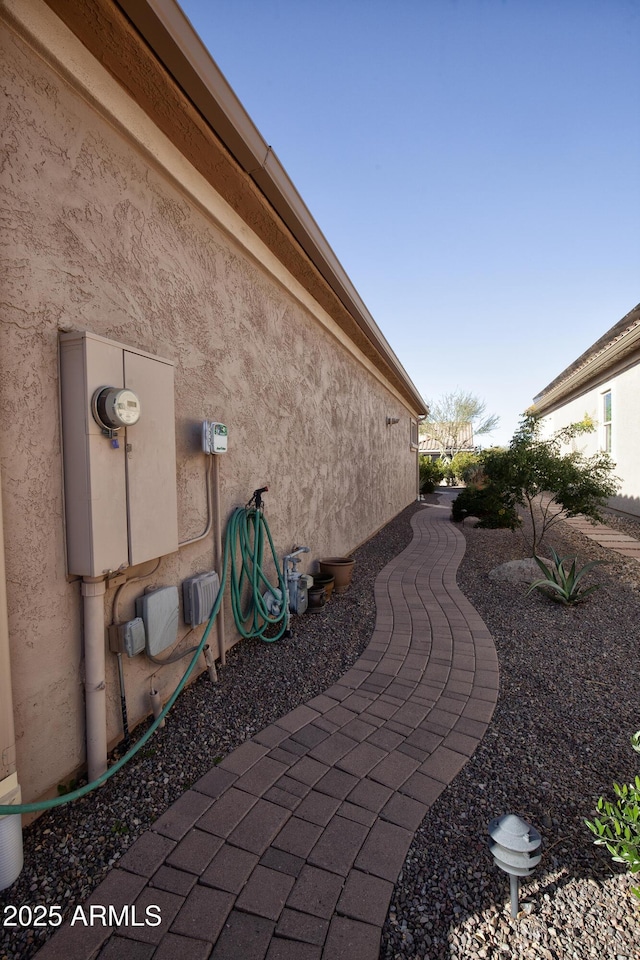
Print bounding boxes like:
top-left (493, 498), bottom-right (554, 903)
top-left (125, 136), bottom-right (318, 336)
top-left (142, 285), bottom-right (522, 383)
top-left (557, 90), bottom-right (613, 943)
top-left (533, 320), bottom-right (640, 415)
top-left (116, 0), bottom-right (426, 414)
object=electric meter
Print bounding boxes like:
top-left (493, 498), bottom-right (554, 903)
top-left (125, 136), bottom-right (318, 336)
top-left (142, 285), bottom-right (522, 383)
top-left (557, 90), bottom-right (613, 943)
top-left (92, 386), bottom-right (141, 432)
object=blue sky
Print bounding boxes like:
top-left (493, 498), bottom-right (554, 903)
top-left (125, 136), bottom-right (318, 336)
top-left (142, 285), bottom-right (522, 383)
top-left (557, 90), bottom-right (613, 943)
top-left (178, 0), bottom-right (639, 446)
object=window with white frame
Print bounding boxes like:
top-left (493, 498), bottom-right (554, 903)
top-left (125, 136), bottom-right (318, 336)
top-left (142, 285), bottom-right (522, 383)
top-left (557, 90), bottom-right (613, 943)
top-left (602, 390), bottom-right (612, 453)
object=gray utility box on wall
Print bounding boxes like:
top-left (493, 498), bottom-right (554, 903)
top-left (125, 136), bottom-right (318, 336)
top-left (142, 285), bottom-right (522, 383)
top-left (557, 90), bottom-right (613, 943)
top-left (136, 586), bottom-right (179, 656)
top-left (59, 331), bottom-right (179, 577)
top-left (108, 617), bottom-right (146, 658)
top-left (183, 571), bottom-right (220, 626)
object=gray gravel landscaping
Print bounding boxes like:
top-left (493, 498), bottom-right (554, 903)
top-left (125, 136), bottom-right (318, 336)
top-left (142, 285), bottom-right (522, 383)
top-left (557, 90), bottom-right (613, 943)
top-left (381, 496), bottom-right (640, 960)
top-left (1, 496), bottom-right (639, 960)
top-left (0, 503), bottom-right (421, 960)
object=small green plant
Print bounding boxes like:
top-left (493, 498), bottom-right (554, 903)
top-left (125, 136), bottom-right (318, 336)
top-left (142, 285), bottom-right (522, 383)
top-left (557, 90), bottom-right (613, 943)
top-left (586, 732), bottom-right (640, 899)
top-left (448, 451), bottom-right (481, 485)
top-left (526, 547), bottom-right (605, 604)
top-left (57, 778), bottom-right (79, 796)
top-left (419, 457), bottom-right (445, 494)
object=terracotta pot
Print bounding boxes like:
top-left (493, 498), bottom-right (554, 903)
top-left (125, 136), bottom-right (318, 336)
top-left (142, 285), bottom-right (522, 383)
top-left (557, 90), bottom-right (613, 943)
top-left (312, 573), bottom-right (335, 600)
top-left (318, 557), bottom-right (355, 595)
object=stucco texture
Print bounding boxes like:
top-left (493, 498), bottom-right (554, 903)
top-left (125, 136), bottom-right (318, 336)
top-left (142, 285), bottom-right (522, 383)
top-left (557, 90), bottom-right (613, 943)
top-left (1, 17), bottom-right (419, 801)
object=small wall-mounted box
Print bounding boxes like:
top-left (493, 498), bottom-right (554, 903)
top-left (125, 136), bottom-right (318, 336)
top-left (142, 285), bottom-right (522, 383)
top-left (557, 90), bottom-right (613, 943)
top-left (108, 618), bottom-right (146, 658)
top-left (201, 421), bottom-right (228, 454)
top-left (183, 571), bottom-right (220, 626)
top-left (136, 586), bottom-right (180, 657)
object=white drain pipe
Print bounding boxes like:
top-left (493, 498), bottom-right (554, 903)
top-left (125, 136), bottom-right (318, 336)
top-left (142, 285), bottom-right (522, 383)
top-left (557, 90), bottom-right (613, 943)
top-left (82, 577), bottom-right (108, 783)
top-left (0, 469), bottom-right (23, 890)
top-left (212, 455), bottom-right (226, 666)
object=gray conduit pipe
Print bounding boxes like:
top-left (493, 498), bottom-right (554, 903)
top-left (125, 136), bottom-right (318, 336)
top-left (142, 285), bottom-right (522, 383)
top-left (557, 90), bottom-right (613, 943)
top-left (212, 455), bottom-right (226, 665)
top-left (0, 468), bottom-right (23, 890)
top-left (81, 577), bottom-right (108, 783)
top-left (178, 456), bottom-right (213, 547)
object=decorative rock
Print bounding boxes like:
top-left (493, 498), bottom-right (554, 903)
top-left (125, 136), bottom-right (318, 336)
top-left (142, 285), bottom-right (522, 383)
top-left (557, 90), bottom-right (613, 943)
top-left (381, 508), bottom-right (640, 960)
top-left (488, 558), bottom-right (545, 583)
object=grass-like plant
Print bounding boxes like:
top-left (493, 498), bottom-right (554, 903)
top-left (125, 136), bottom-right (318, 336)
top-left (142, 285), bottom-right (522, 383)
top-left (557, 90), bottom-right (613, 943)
top-left (526, 547), bottom-right (605, 604)
top-left (585, 732), bottom-right (640, 900)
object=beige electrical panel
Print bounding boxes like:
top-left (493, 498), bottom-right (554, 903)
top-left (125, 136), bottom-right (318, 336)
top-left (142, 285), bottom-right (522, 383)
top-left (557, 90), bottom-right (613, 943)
top-left (60, 331), bottom-right (179, 577)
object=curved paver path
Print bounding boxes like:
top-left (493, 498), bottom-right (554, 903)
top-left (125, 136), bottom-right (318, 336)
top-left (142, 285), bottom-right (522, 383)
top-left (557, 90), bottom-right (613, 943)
top-left (35, 502), bottom-right (498, 960)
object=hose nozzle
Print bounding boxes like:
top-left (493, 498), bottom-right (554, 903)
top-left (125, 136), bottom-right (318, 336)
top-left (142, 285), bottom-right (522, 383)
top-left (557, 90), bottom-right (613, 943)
top-left (248, 486), bottom-right (269, 511)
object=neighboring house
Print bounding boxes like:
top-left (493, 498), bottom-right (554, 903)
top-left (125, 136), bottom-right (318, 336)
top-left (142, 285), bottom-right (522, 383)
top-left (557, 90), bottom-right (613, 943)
top-left (533, 302), bottom-right (640, 518)
top-left (0, 0), bottom-right (426, 808)
top-left (418, 422), bottom-right (475, 460)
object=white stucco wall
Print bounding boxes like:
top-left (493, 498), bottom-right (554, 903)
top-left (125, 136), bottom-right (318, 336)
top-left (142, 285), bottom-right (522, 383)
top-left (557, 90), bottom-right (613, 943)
top-left (538, 359), bottom-right (640, 518)
top-left (0, 5), bottom-right (422, 802)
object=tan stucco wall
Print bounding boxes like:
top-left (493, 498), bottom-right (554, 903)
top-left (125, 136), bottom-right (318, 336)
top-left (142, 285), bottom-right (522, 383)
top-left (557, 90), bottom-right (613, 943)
top-left (0, 6), bottom-right (420, 802)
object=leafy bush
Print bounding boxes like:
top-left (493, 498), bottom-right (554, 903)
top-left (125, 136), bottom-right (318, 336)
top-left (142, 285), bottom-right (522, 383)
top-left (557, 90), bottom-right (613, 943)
top-left (450, 485), bottom-right (519, 529)
top-left (586, 732), bottom-right (640, 899)
top-left (448, 451), bottom-right (481, 485)
top-left (419, 457), bottom-right (444, 494)
top-left (526, 548), bottom-right (605, 604)
top-left (478, 414), bottom-right (619, 554)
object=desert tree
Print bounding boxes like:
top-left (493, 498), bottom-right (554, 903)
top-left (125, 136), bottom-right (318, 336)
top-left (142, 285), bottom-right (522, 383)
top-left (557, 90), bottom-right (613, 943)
top-left (480, 413), bottom-right (619, 554)
top-left (420, 390), bottom-right (499, 457)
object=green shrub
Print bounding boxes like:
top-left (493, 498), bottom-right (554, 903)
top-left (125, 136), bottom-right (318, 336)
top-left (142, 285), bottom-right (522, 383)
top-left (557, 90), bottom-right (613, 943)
top-left (450, 485), bottom-right (519, 529)
top-left (586, 732), bottom-right (640, 899)
top-left (479, 413), bottom-right (619, 554)
top-left (419, 457), bottom-right (444, 494)
top-left (441, 461), bottom-right (455, 486)
top-left (448, 451), bottom-right (481, 485)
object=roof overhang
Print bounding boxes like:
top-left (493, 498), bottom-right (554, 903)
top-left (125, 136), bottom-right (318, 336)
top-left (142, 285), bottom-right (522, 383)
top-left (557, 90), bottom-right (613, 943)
top-left (533, 303), bottom-right (640, 416)
top-left (42, 0), bottom-right (426, 414)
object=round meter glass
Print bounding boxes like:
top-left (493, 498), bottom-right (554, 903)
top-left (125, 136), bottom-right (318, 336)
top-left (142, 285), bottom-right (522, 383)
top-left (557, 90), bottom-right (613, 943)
top-left (111, 389), bottom-right (141, 426)
top-left (93, 386), bottom-right (141, 430)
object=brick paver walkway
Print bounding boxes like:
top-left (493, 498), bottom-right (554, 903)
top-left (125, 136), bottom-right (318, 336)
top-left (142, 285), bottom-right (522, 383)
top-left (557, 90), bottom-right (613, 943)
top-left (35, 502), bottom-right (498, 960)
top-left (562, 514), bottom-right (640, 560)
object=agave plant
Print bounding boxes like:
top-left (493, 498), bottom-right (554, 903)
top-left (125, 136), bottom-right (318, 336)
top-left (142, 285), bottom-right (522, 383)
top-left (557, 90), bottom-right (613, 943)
top-left (526, 547), bottom-right (605, 604)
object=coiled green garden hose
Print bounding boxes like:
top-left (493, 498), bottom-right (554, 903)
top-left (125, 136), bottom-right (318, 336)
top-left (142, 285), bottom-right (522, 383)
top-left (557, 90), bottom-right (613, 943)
top-left (0, 496), bottom-right (287, 816)
top-left (227, 496), bottom-right (288, 643)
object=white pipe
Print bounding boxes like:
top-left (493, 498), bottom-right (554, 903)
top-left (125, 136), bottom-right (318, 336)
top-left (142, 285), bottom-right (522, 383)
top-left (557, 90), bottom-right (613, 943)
top-left (81, 577), bottom-right (107, 782)
top-left (212, 456), bottom-right (226, 666)
top-left (149, 688), bottom-right (165, 728)
top-left (0, 773), bottom-right (22, 890)
top-left (203, 644), bottom-right (218, 683)
top-left (0, 468), bottom-right (23, 889)
top-left (0, 476), bottom-right (18, 787)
